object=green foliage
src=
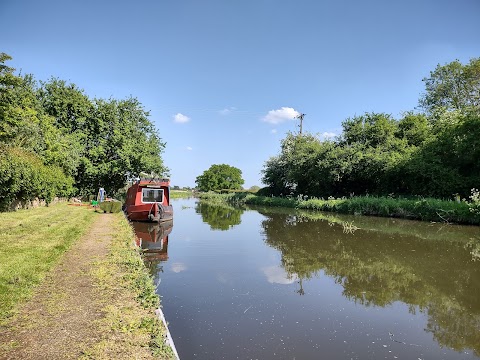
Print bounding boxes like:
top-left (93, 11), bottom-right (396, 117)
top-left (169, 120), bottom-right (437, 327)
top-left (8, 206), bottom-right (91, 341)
top-left (420, 58), bottom-right (480, 113)
top-left (198, 192), bottom-right (479, 225)
top-left (0, 53), bottom-right (168, 207)
top-left (195, 164), bottom-right (244, 192)
top-left (262, 58), bottom-right (479, 200)
top-left (0, 145), bottom-right (75, 210)
top-left (74, 97), bottom-right (167, 196)
top-left (99, 201), bottom-right (122, 213)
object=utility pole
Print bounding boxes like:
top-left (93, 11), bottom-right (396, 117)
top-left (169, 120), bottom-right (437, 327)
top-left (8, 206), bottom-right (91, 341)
top-left (296, 113), bottom-right (306, 135)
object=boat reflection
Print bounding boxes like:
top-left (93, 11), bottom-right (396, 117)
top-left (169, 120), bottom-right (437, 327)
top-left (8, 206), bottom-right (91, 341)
top-left (131, 220), bottom-right (173, 261)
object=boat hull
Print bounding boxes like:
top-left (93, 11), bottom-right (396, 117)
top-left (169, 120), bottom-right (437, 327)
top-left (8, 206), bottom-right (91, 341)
top-left (126, 204), bottom-right (173, 222)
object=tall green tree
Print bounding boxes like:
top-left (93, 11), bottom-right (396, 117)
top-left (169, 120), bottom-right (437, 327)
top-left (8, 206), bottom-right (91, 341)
top-left (420, 58), bottom-right (480, 114)
top-left (0, 53), bottom-right (169, 208)
top-left (196, 164), bottom-right (244, 192)
top-left (76, 97), bottom-right (167, 195)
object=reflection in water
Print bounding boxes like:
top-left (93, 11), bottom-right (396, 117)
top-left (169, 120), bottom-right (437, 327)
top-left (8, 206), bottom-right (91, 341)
top-left (260, 210), bottom-right (480, 356)
top-left (131, 220), bottom-right (173, 273)
top-left (195, 202), bottom-right (243, 230)
top-left (262, 265), bottom-right (297, 284)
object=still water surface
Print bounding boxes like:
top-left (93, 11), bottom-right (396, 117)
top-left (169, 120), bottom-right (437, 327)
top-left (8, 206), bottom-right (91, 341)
top-left (132, 198), bottom-right (480, 359)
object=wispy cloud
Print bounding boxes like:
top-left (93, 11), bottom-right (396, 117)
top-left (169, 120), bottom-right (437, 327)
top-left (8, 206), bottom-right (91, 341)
top-left (262, 107), bottom-right (300, 124)
top-left (173, 113), bottom-right (190, 123)
top-left (262, 265), bottom-right (297, 284)
top-left (321, 132), bottom-right (337, 139)
top-left (186, 146), bottom-right (193, 151)
top-left (271, 129), bottom-right (278, 134)
top-left (219, 107), bottom-right (236, 115)
top-left (171, 262), bottom-right (187, 273)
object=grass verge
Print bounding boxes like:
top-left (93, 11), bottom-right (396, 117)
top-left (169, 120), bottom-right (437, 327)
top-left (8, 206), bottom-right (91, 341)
top-left (170, 190), bottom-right (194, 199)
top-left (0, 203), bottom-right (96, 324)
top-left (197, 192), bottom-right (480, 225)
top-left (84, 212), bottom-right (175, 359)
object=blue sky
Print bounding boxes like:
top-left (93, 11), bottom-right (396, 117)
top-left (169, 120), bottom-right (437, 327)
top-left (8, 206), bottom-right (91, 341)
top-left (1, 0), bottom-right (479, 188)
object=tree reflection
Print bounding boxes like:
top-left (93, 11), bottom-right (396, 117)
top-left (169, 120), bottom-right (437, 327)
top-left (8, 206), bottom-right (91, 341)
top-left (260, 210), bottom-right (480, 356)
top-left (196, 202), bottom-right (243, 231)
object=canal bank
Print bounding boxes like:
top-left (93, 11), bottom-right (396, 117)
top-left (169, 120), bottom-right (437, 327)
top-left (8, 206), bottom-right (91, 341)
top-left (198, 192), bottom-right (480, 225)
top-left (0, 204), bottom-right (175, 359)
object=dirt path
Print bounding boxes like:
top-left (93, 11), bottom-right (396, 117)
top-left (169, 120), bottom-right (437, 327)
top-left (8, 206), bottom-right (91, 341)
top-left (0, 214), bottom-right (113, 360)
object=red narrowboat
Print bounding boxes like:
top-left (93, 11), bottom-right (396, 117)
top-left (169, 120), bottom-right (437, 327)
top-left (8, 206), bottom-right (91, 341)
top-left (124, 178), bottom-right (173, 222)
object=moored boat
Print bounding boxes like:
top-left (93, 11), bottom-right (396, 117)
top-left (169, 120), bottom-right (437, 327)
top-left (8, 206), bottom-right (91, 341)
top-left (124, 178), bottom-right (173, 222)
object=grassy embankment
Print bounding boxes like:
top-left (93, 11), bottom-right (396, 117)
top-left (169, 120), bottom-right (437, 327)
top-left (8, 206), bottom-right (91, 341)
top-left (170, 189), bottom-right (194, 199)
top-left (84, 211), bottom-right (174, 359)
top-left (0, 204), bottom-right (95, 323)
top-left (198, 192), bottom-right (480, 225)
top-left (0, 204), bottom-right (174, 358)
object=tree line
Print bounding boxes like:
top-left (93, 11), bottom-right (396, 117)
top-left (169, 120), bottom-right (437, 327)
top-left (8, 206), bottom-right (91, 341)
top-left (262, 58), bottom-right (480, 199)
top-left (0, 53), bottom-right (167, 209)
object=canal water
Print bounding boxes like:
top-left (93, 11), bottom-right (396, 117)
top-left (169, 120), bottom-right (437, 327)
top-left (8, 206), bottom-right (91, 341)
top-left (131, 198), bottom-right (480, 360)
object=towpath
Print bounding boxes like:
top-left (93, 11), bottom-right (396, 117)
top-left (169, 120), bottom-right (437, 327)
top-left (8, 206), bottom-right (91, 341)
top-left (0, 214), bottom-right (113, 359)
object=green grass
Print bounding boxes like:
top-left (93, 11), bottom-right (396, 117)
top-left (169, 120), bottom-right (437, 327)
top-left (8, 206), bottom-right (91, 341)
top-left (85, 212), bottom-right (175, 359)
top-left (0, 203), bottom-right (96, 324)
top-left (197, 192), bottom-right (480, 225)
top-left (170, 189), bottom-right (194, 199)
top-left (0, 204), bottom-right (174, 358)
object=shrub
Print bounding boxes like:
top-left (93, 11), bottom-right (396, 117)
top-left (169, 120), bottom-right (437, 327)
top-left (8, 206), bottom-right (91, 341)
top-left (99, 200), bottom-right (122, 213)
top-left (0, 145), bottom-right (74, 210)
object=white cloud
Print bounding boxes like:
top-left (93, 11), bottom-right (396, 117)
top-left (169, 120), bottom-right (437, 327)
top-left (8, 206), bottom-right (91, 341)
top-left (219, 107), bottom-right (236, 115)
top-left (262, 265), bottom-right (297, 284)
top-left (262, 107), bottom-right (300, 124)
top-left (171, 262), bottom-right (187, 273)
top-left (271, 129), bottom-right (278, 134)
top-left (321, 132), bottom-right (337, 139)
top-left (186, 146), bottom-right (193, 151)
top-left (174, 113), bottom-right (190, 123)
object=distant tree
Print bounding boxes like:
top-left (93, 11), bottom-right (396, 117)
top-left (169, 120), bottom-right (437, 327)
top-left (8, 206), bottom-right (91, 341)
top-left (420, 58), bottom-right (480, 114)
top-left (249, 185), bottom-right (261, 192)
top-left (195, 164), bottom-right (244, 192)
top-left (195, 202), bottom-right (243, 230)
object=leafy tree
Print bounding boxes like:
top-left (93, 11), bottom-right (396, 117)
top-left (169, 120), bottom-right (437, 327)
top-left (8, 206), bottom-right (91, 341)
top-left (341, 112), bottom-right (398, 147)
top-left (420, 58), bottom-right (480, 114)
top-left (396, 112), bottom-right (430, 147)
top-left (0, 54), bottom-right (43, 151)
top-left (196, 164), bottom-right (244, 192)
top-left (0, 53), bottom-right (169, 208)
top-left (76, 97), bottom-right (167, 195)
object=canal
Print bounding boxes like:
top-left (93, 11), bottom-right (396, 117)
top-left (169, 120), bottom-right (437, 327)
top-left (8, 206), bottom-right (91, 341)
top-left (131, 198), bottom-right (480, 359)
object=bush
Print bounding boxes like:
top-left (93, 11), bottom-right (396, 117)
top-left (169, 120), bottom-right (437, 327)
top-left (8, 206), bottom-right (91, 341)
top-left (0, 146), bottom-right (74, 210)
top-left (256, 187), bottom-right (273, 197)
top-left (99, 200), bottom-right (123, 213)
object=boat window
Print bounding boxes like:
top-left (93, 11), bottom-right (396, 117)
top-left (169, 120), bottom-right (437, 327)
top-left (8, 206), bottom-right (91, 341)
top-left (142, 188), bottom-right (164, 203)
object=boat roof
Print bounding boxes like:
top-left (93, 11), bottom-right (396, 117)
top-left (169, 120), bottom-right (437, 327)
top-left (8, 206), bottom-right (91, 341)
top-left (136, 178), bottom-right (170, 186)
